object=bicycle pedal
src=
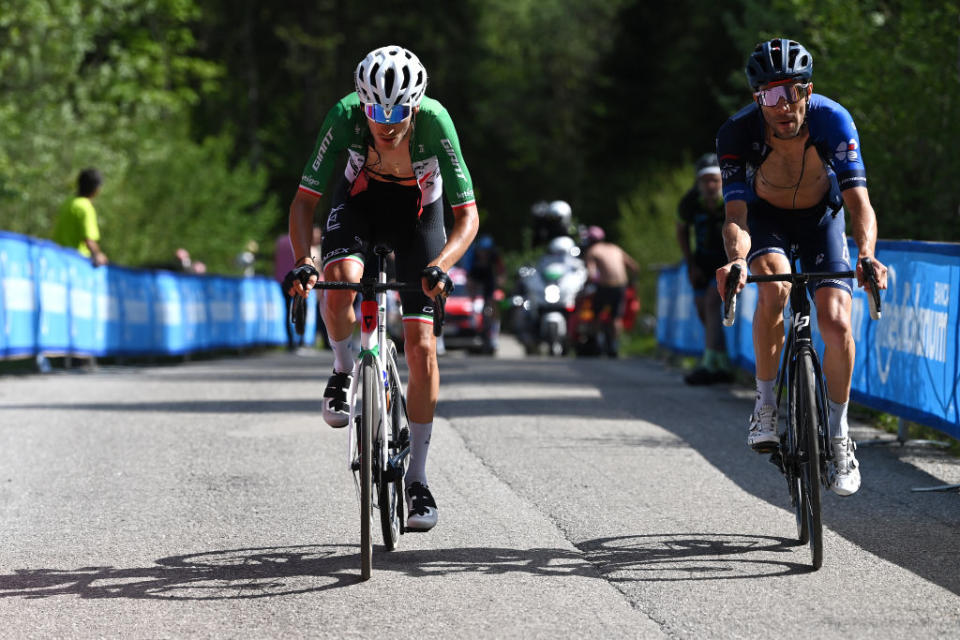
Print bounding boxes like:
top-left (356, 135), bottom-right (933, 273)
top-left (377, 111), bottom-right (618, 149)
top-left (751, 442), bottom-right (779, 455)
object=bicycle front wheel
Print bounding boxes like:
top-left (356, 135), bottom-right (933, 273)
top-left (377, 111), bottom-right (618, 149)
top-left (379, 339), bottom-right (406, 550)
top-left (797, 349), bottom-right (823, 570)
top-left (359, 357), bottom-right (377, 580)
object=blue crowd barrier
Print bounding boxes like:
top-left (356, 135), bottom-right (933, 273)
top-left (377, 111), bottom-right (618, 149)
top-left (657, 239), bottom-right (960, 439)
top-left (0, 231), bottom-right (314, 360)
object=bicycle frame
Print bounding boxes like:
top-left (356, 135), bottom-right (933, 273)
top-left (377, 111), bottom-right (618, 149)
top-left (774, 268), bottom-right (833, 472)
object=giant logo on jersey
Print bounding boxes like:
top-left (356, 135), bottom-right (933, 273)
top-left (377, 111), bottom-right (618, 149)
top-left (311, 128), bottom-right (335, 171)
top-left (834, 139), bottom-right (858, 163)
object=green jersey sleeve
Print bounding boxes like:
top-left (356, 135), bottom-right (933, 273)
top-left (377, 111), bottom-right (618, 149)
top-left (429, 105), bottom-right (475, 209)
top-left (299, 96), bottom-right (356, 197)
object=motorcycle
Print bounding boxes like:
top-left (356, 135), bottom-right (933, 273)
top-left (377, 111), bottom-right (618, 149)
top-left (510, 255), bottom-right (587, 356)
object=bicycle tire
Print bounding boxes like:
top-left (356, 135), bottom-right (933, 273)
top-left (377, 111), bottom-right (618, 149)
top-left (359, 357), bottom-right (376, 580)
top-left (786, 354), bottom-right (809, 546)
top-left (379, 340), bottom-right (406, 550)
top-left (797, 349), bottom-right (823, 570)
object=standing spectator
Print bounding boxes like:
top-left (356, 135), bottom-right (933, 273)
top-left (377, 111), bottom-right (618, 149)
top-left (51, 168), bottom-right (108, 266)
top-left (676, 153), bottom-right (734, 384)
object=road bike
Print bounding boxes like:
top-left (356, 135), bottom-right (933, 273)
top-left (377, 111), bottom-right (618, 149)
top-left (292, 246), bottom-right (446, 580)
top-left (722, 253), bottom-right (881, 569)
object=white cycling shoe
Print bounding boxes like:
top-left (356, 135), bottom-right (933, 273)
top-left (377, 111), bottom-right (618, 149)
top-left (748, 405), bottom-right (779, 452)
top-left (405, 482), bottom-right (438, 531)
top-left (828, 436), bottom-right (861, 496)
top-left (322, 370), bottom-right (351, 428)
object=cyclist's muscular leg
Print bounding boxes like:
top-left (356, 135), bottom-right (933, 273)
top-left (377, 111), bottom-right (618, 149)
top-left (814, 286), bottom-right (854, 403)
top-left (403, 320), bottom-right (439, 423)
top-left (322, 261), bottom-right (362, 340)
top-left (750, 252), bottom-right (792, 381)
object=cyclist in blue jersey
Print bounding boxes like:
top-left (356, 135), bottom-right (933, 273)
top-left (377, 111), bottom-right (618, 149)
top-left (285, 46), bottom-right (479, 531)
top-left (715, 38), bottom-right (888, 496)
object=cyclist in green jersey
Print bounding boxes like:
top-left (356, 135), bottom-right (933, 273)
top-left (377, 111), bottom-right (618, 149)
top-left (286, 46), bottom-right (479, 531)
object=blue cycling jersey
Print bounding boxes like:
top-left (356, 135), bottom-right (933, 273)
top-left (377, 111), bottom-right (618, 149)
top-left (715, 94), bottom-right (867, 212)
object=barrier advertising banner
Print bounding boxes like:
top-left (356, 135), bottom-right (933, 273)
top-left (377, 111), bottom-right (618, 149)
top-left (657, 240), bottom-right (960, 438)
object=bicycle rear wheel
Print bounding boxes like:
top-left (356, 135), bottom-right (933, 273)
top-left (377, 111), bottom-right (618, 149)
top-left (359, 357), bottom-right (377, 580)
top-left (797, 349), bottom-right (823, 570)
top-left (379, 340), bottom-right (406, 550)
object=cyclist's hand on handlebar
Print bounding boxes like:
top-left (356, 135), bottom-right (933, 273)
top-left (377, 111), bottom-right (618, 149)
top-left (283, 262), bottom-right (320, 298)
top-left (856, 255), bottom-right (888, 290)
top-left (421, 264), bottom-right (454, 299)
top-left (716, 259), bottom-right (748, 301)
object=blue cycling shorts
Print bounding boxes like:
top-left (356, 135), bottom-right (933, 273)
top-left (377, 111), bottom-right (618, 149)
top-left (746, 198), bottom-right (853, 296)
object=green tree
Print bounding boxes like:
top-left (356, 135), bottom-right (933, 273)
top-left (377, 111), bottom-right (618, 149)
top-left (724, 0), bottom-right (960, 241)
top-left (0, 0), bottom-right (275, 273)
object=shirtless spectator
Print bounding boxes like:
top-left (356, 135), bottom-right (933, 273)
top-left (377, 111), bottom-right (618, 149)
top-left (582, 226), bottom-right (639, 356)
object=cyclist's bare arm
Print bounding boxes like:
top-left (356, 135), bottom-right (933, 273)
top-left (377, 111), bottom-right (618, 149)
top-left (716, 199), bottom-right (750, 298)
top-left (288, 189), bottom-right (321, 296)
top-left (423, 202), bottom-right (479, 297)
top-left (842, 186), bottom-right (888, 290)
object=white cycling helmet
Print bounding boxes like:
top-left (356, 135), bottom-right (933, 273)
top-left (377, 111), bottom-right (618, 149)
top-left (355, 46), bottom-right (428, 114)
top-left (547, 200), bottom-right (573, 224)
top-left (548, 235), bottom-right (576, 256)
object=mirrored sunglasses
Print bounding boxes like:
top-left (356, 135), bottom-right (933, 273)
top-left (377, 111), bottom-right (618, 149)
top-left (363, 103), bottom-right (412, 124)
top-left (754, 83), bottom-right (809, 107)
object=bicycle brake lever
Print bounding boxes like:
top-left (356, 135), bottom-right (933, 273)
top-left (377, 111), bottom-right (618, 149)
top-left (860, 257), bottom-right (881, 320)
top-left (722, 262), bottom-right (743, 327)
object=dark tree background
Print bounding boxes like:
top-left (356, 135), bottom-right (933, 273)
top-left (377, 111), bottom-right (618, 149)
top-left (2, 0), bottom-right (957, 287)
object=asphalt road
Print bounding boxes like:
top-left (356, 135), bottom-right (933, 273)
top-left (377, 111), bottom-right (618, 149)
top-left (1, 340), bottom-right (959, 638)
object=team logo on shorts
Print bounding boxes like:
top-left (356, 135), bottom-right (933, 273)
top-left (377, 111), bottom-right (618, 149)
top-left (326, 205), bottom-right (344, 231)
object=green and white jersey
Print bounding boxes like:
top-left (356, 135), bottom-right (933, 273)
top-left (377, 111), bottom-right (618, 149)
top-left (299, 93), bottom-right (476, 210)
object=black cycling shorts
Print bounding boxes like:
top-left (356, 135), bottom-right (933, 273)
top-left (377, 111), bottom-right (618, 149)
top-left (593, 285), bottom-right (626, 319)
top-left (320, 177), bottom-right (447, 323)
top-left (747, 198), bottom-right (853, 295)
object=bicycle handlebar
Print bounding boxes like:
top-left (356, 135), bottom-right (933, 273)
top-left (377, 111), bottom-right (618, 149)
top-left (289, 281), bottom-right (448, 338)
top-left (721, 259), bottom-right (882, 326)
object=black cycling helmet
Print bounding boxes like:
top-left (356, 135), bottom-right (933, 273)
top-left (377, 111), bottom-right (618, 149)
top-left (745, 38), bottom-right (813, 90)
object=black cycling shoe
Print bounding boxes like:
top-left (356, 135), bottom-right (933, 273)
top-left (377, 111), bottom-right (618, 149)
top-left (684, 366), bottom-right (715, 386)
top-left (711, 368), bottom-right (735, 384)
top-left (405, 482), bottom-right (438, 531)
top-left (322, 370), bottom-right (352, 428)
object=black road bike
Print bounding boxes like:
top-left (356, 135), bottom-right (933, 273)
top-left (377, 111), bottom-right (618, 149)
top-left (723, 253), bottom-right (881, 569)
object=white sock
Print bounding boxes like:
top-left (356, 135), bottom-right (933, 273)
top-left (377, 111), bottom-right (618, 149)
top-left (405, 421), bottom-right (432, 487)
top-left (756, 377), bottom-right (776, 409)
top-left (828, 398), bottom-right (849, 440)
top-left (329, 336), bottom-right (353, 373)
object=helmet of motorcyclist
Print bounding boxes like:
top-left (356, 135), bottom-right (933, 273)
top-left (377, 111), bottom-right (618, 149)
top-left (531, 200), bottom-right (550, 218)
top-left (546, 200), bottom-right (573, 225)
top-left (548, 235), bottom-right (576, 256)
top-left (355, 46), bottom-right (428, 118)
top-left (745, 38), bottom-right (813, 91)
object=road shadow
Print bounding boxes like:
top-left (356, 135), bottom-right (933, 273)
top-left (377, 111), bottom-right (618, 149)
top-left (0, 533), bottom-right (804, 600)
top-left (589, 359), bottom-right (960, 597)
top-left (439, 356), bottom-right (960, 595)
